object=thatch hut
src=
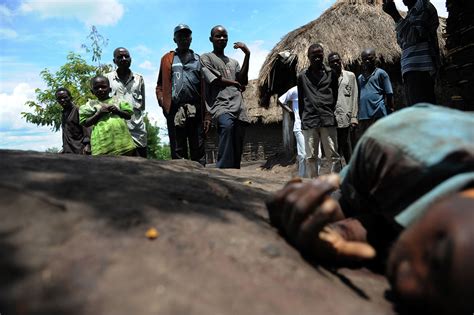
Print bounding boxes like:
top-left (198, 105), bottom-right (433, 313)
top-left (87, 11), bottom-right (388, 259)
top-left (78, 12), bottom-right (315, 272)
top-left (257, 0), bottom-right (446, 108)
top-left (204, 80), bottom-right (285, 163)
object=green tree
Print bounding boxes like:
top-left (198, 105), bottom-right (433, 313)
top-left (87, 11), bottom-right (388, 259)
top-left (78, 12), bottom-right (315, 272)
top-left (22, 26), bottom-right (112, 131)
top-left (81, 26), bottom-right (109, 66)
top-left (45, 147), bottom-right (60, 153)
top-left (145, 115), bottom-right (170, 160)
top-left (22, 52), bottom-right (111, 131)
top-left (23, 26), bottom-right (170, 160)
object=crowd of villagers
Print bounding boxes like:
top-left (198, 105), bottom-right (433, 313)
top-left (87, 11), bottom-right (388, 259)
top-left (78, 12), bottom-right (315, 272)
top-left (54, 1), bottom-right (473, 314)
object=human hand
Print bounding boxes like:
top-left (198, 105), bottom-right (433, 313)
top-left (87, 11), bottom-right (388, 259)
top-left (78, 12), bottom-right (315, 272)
top-left (382, 0), bottom-right (398, 16)
top-left (82, 144), bottom-right (91, 155)
top-left (233, 42), bottom-right (250, 55)
top-left (266, 175), bottom-right (346, 260)
top-left (319, 223), bottom-right (376, 261)
top-left (107, 105), bottom-right (119, 113)
top-left (99, 104), bottom-right (110, 113)
top-left (204, 120), bottom-right (211, 135)
top-left (233, 80), bottom-right (242, 90)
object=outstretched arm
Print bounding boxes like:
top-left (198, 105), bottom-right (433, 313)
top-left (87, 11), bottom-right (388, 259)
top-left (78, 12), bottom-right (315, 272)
top-left (266, 175), bottom-right (376, 263)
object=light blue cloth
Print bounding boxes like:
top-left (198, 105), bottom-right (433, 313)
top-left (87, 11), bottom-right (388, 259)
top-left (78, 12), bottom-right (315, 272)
top-left (358, 68), bottom-right (393, 120)
top-left (396, 172), bottom-right (474, 227)
top-left (340, 103), bottom-right (474, 228)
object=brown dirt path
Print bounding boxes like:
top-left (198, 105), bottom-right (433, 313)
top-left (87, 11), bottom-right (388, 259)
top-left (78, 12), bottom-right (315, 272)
top-left (0, 150), bottom-right (395, 315)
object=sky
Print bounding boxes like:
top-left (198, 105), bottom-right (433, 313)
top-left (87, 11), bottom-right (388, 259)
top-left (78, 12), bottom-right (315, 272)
top-left (0, 0), bottom-right (448, 152)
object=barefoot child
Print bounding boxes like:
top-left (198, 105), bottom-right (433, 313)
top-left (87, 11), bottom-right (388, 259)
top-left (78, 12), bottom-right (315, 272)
top-left (79, 75), bottom-right (136, 156)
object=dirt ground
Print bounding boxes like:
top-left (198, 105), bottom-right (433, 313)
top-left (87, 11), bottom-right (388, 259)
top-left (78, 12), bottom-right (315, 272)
top-left (0, 150), bottom-right (396, 315)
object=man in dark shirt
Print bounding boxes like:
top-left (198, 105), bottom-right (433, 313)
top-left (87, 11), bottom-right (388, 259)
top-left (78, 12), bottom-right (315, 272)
top-left (297, 43), bottom-right (341, 177)
top-left (156, 24), bottom-right (209, 165)
top-left (55, 88), bottom-right (90, 154)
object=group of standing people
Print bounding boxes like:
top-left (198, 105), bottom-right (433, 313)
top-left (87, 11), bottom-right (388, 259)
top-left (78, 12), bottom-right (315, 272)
top-left (266, 2), bottom-right (474, 315)
top-left (156, 24), bottom-right (250, 168)
top-left (279, 0), bottom-right (440, 178)
top-left (279, 45), bottom-right (393, 178)
top-left (56, 47), bottom-right (147, 157)
top-left (57, 0), bottom-right (440, 174)
top-left (57, 24), bottom-right (250, 169)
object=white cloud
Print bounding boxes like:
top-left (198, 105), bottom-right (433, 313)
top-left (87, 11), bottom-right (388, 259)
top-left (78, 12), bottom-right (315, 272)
top-left (133, 44), bottom-right (152, 56)
top-left (138, 60), bottom-right (156, 71)
top-left (229, 40), bottom-right (270, 80)
top-left (0, 28), bottom-right (18, 39)
top-left (0, 4), bottom-right (13, 18)
top-left (394, 0), bottom-right (447, 17)
top-left (19, 0), bottom-right (124, 26)
top-left (0, 83), bottom-right (62, 151)
top-left (141, 73), bottom-right (168, 143)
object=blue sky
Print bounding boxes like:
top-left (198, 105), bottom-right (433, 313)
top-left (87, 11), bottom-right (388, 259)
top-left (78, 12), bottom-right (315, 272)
top-left (0, 0), bottom-right (447, 151)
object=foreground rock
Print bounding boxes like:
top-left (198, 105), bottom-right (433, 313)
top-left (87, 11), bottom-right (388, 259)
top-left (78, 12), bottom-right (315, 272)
top-left (0, 150), bottom-right (394, 315)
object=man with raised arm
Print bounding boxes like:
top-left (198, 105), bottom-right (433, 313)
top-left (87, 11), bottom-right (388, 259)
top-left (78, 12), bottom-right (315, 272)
top-left (200, 25), bottom-right (250, 169)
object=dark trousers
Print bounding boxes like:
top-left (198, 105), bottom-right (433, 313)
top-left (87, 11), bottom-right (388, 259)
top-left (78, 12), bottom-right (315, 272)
top-left (353, 118), bottom-right (379, 147)
top-left (165, 111), bottom-right (178, 159)
top-left (175, 117), bottom-right (206, 166)
top-left (136, 146), bottom-right (147, 158)
top-left (216, 113), bottom-right (246, 169)
top-left (403, 71), bottom-right (436, 106)
top-left (337, 127), bottom-right (352, 164)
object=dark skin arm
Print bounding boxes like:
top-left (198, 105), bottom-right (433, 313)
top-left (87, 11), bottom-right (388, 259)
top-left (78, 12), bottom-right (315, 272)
top-left (234, 42), bottom-right (250, 86)
top-left (297, 74), bottom-right (305, 120)
top-left (82, 105), bottom-right (131, 127)
top-left (386, 94), bottom-right (395, 113)
top-left (382, 0), bottom-right (403, 23)
top-left (208, 42), bottom-right (250, 90)
top-left (266, 175), bottom-right (376, 263)
top-left (82, 104), bottom-right (110, 127)
top-left (108, 104), bottom-right (132, 120)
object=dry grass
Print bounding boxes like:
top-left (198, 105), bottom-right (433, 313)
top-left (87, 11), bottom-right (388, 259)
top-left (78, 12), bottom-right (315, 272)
top-left (257, 0), bottom-right (446, 90)
top-left (243, 80), bottom-right (282, 124)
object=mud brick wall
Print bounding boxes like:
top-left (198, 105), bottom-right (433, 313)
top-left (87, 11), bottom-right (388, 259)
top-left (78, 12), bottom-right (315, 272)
top-left (444, 0), bottom-right (474, 110)
top-left (205, 123), bottom-right (283, 164)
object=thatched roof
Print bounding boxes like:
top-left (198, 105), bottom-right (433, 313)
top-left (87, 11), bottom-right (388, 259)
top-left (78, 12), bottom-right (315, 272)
top-left (243, 80), bottom-right (282, 124)
top-left (257, 0), bottom-right (446, 94)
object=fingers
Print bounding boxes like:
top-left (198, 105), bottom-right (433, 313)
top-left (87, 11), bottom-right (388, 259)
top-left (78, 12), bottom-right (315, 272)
top-left (294, 198), bottom-right (344, 249)
top-left (267, 181), bottom-right (305, 229)
top-left (267, 176), bottom-right (342, 252)
top-left (285, 180), bottom-right (337, 238)
top-left (317, 174), bottom-right (341, 189)
top-left (204, 122), bottom-right (210, 135)
top-left (319, 226), bottom-right (376, 260)
top-left (233, 42), bottom-right (250, 54)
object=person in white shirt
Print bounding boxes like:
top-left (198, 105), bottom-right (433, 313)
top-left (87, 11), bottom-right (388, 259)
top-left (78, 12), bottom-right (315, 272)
top-left (105, 47), bottom-right (147, 157)
top-left (279, 86), bottom-right (306, 177)
top-left (328, 52), bottom-right (359, 164)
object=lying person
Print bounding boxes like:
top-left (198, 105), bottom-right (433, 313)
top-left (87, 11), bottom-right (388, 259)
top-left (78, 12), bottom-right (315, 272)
top-left (266, 104), bottom-right (474, 315)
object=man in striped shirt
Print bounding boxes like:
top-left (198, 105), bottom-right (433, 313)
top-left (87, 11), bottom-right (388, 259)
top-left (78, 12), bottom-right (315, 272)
top-left (383, 0), bottom-right (440, 106)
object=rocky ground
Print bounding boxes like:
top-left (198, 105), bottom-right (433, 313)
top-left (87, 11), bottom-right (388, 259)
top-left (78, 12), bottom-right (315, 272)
top-left (0, 150), bottom-right (395, 315)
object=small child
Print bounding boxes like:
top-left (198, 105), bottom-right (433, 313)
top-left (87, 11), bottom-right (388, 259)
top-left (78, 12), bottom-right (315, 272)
top-left (79, 75), bottom-right (136, 156)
